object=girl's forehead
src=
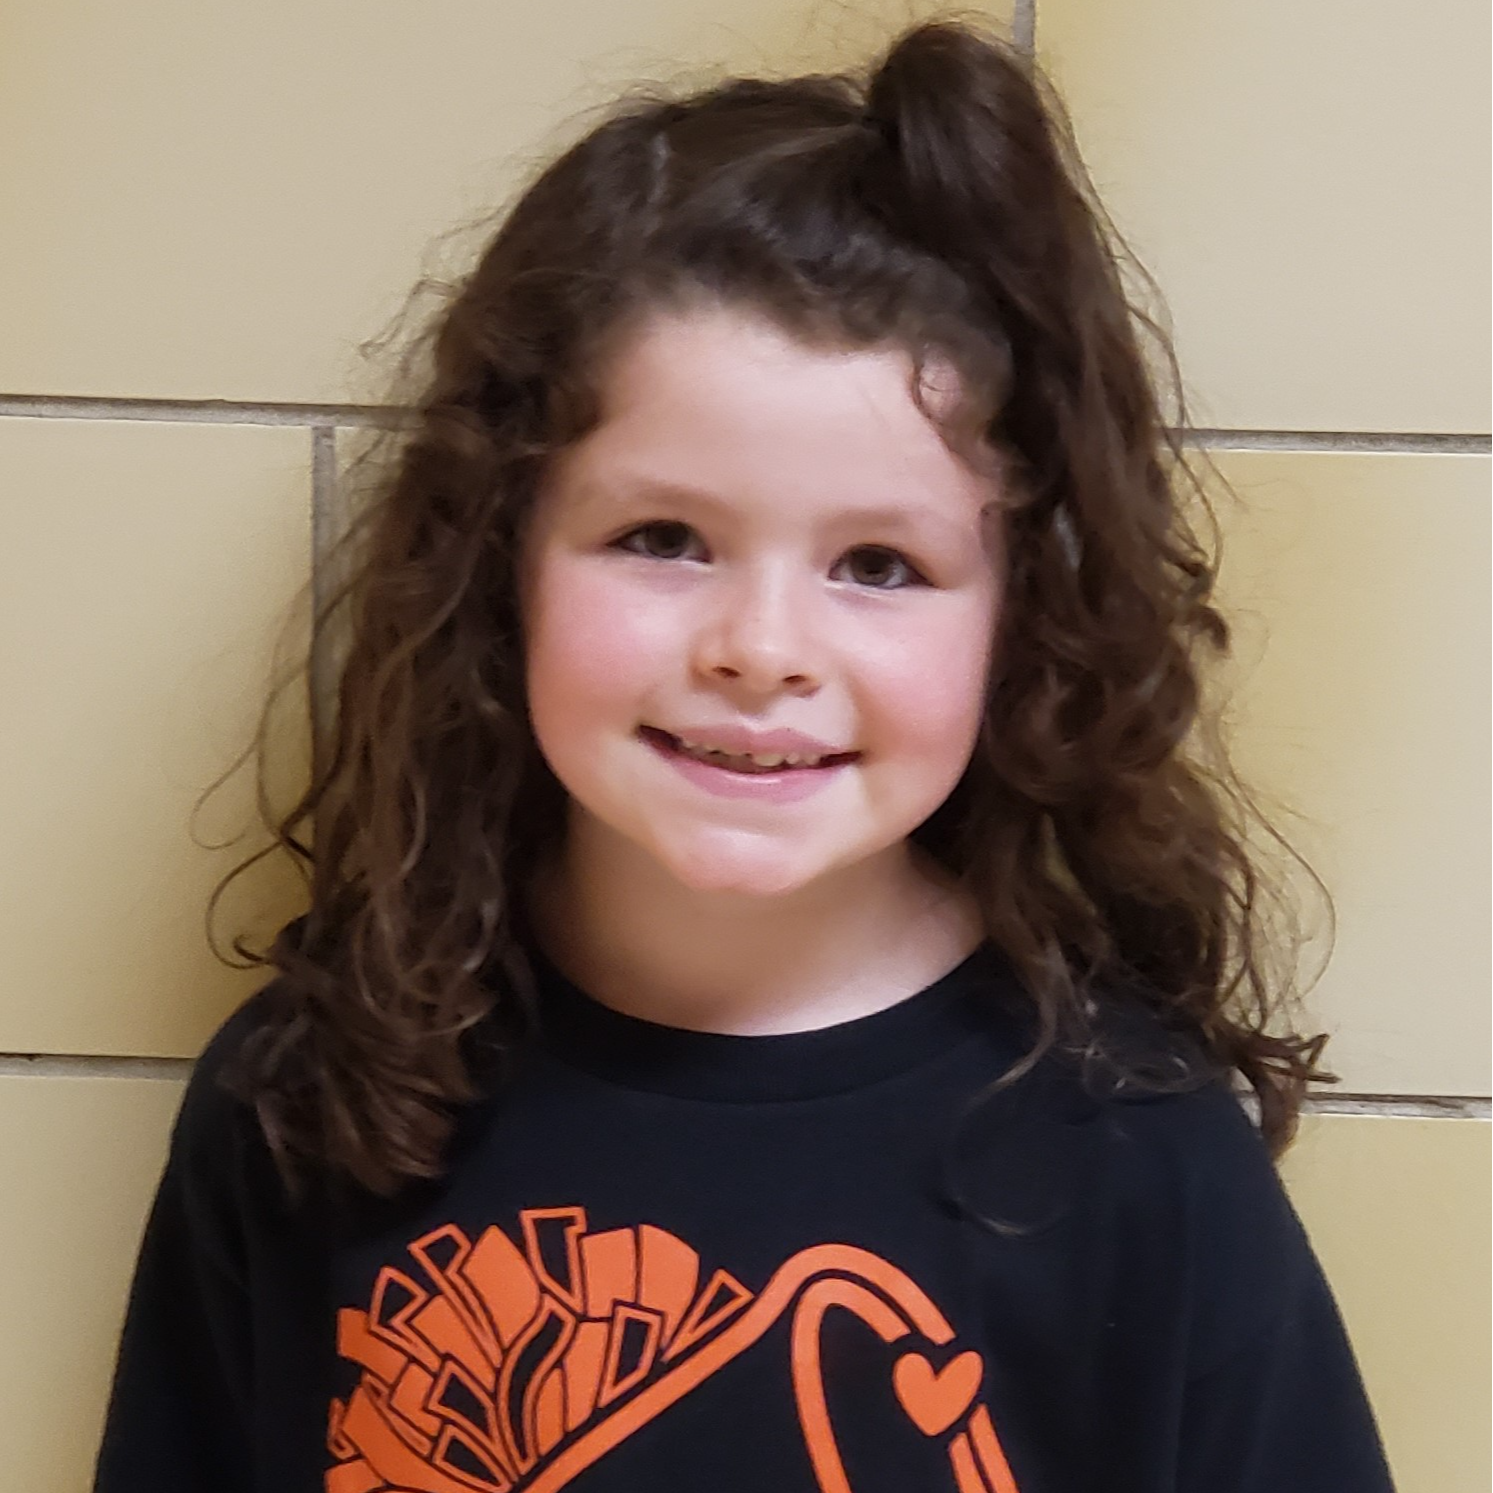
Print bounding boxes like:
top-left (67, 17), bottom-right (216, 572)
top-left (552, 304), bottom-right (998, 510)
top-left (594, 302), bottom-right (966, 416)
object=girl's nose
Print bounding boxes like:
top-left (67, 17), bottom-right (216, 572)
top-left (691, 564), bottom-right (821, 692)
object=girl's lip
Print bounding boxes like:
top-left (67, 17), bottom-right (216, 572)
top-left (638, 726), bottom-right (856, 801)
top-left (636, 725), bottom-right (859, 764)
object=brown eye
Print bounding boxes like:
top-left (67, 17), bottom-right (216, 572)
top-left (615, 521), bottom-right (699, 560)
top-left (843, 546), bottom-right (925, 590)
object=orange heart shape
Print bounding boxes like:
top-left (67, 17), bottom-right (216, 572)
top-left (892, 1348), bottom-right (984, 1437)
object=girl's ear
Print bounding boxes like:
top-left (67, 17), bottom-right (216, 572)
top-left (914, 350), bottom-right (963, 409)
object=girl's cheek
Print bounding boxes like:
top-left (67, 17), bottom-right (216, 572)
top-left (887, 662), bottom-right (985, 757)
top-left (860, 609), bottom-right (993, 755)
top-left (529, 561), bottom-right (676, 700)
top-left (852, 606), bottom-right (982, 670)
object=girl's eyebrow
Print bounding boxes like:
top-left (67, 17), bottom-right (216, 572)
top-left (578, 475), bottom-right (973, 543)
top-left (572, 476), bottom-right (740, 516)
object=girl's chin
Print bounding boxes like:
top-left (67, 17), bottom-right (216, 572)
top-left (640, 843), bottom-right (841, 899)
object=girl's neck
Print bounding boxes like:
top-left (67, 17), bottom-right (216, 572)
top-left (521, 827), bottom-right (986, 1037)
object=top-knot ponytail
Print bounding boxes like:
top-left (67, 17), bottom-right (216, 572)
top-left (862, 19), bottom-right (1045, 241)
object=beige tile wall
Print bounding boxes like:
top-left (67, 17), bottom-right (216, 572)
top-left (1, 418), bottom-right (314, 1057)
top-left (1282, 1114), bottom-right (1493, 1493)
top-left (0, 1074), bottom-right (186, 1489)
top-left (0, 0), bottom-right (994, 407)
top-left (1202, 449), bottom-right (1490, 1097)
top-left (3, 1), bottom-right (1485, 1489)
top-left (1036, 0), bottom-right (1491, 434)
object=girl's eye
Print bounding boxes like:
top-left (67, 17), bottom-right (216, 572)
top-left (836, 549), bottom-right (925, 588)
top-left (612, 522), bottom-right (704, 561)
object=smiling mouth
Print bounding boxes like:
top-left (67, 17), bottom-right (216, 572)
top-left (637, 726), bottom-right (860, 774)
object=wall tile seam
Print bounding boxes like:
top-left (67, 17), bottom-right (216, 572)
top-left (1302, 1094), bottom-right (1492, 1119)
top-left (1183, 429), bottom-right (1491, 455)
top-left (1013, 0), bottom-right (1035, 55)
top-left (0, 395), bottom-right (371, 428)
top-left (309, 424), bottom-right (337, 787)
top-left (0, 1054), bottom-right (193, 1080)
top-left (2, 1051), bottom-right (1489, 1120)
top-left (0, 398), bottom-right (1486, 456)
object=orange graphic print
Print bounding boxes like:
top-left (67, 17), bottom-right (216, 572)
top-left (327, 1207), bottom-right (1020, 1493)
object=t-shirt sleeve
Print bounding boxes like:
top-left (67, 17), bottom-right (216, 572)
top-left (92, 998), bottom-right (269, 1493)
top-left (1143, 1083), bottom-right (1399, 1493)
top-left (1176, 1238), bottom-right (1396, 1491)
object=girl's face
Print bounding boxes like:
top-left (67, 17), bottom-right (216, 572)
top-left (519, 302), bottom-right (1004, 901)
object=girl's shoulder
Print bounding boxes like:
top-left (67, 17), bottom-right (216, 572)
top-left (968, 978), bottom-right (1317, 1310)
top-left (1037, 985), bottom-right (1296, 1235)
top-left (179, 982), bottom-right (282, 1126)
top-left (1030, 1004), bottom-right (1320, 1376)
top-left (164, 981), bottom-right (295, 1211)
top-left (1097, 1068), bottom-right (1297, 1254)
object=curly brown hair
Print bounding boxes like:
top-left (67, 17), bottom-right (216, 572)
top-left (207, 12), bottom-right (1336, 1202)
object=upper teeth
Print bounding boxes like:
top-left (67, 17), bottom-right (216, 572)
top-left (675, 735), bottom-right (828, 769)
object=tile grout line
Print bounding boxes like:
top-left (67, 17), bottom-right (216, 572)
top-left (309, 424), bottom-right (337, 788)
top-left (1, 1050), bottom-right (1488, 1119)
top-left (1302, 1094), bottom-right (1491, 1119)
top-left (0, 394), bottom-right (1488, 455)
top-left (1013, 0), bottom-right (1035, 55)
top-left (0, 1054), bottom-right (195, 1080)
top-left (0, 393), bottom-right (393, 426)
top-left (1183, 428), bottom-right (1489, 455)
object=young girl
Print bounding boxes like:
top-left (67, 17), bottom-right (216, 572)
top-left (94, 17), bottom-right (1396, 1493)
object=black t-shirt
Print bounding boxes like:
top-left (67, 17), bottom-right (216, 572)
top-left (93, 938), bottom-right (1396, 1492)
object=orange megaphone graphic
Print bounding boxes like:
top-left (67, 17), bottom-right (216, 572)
top-left (326, 1208), bottom-right (1020, 1493)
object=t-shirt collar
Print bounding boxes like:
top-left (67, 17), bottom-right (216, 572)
top-left (523, 936), bottom-right (1023, 1102)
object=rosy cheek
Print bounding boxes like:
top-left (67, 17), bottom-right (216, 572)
top-left (528, 561), bottom-right (670, 711)
top-left (860, 613), bottom-right (991, 759)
